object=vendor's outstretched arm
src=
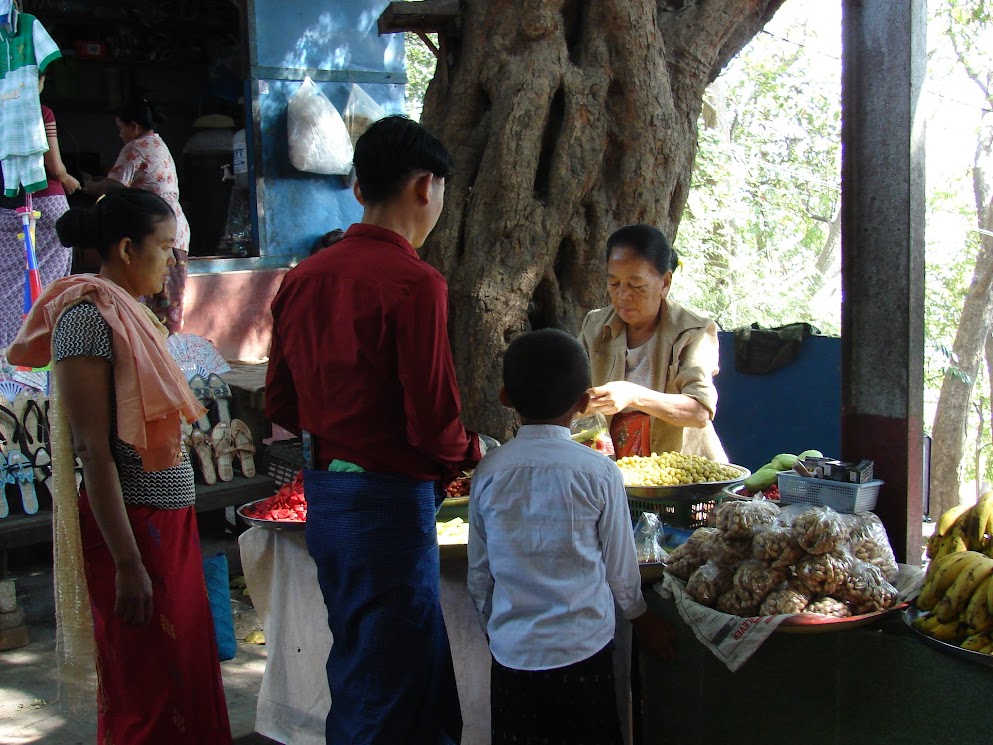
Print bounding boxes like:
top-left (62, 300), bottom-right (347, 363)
top-left (587, 381), bottom-right (710, 429)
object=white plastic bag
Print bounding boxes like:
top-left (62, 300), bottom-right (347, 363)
top-left (343, 83), bottom-right (385, 146)
top-left (287, 76), bottom-right (353, 175)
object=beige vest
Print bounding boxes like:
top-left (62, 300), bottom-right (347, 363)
top-left (579, 300), bottom-right (727, 462)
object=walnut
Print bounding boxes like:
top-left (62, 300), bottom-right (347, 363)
top-left (803, 597), bottom-right (851, 619)
top-left (760, 588), bottom-right (810, 615)
top-left (792, 507), bottom-right (847, 555)
top-left (716, 500), bottom-right (781, 539)
top-left (732, 560), bottom-right (786, 606)
top-left (836, 561), bottom-right (898, 614)
top-left (752, 527), bottom-right (804, 570)
top-left (686, 561), bottom-right (734, 607)
top-left (716, 589), bottom-right (760, 617)
top-left (796, 551), bottom-right (853, 596)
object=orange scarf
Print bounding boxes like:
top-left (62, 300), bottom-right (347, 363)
top-left (7, 275), bottom-right (206, 472)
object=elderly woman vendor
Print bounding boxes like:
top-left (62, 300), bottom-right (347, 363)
top-left (579, 224), bottom-right (727, 461)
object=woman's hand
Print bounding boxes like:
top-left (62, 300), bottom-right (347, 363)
top-left (586, 381), bottom-right (644, 416)
top-left (115, 559), bottom-right (154, 626)
top-left (60, 173), bottom-right (80, 195)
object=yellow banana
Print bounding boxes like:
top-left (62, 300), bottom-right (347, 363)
top-left (926, 531), bottom-right (944, 560)
top-left (964, 575), bottom-right (993, 632)
top-left (929, 620), bottom-right (963, 641)
top-left (912, 612), bottom-right (938, 632)
top-left (961, 633), bottom-right (991, 651)
top-left (935, 553), bottom-right (993, 623)
top-left (975, 492), bottom-right (993, 544)
top-left (920, 551), bottom-right (979, 610)
top-left (938, 503), bottom-right (973, 537)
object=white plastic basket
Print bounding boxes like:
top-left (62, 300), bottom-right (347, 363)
top-left (777, 473), bottom-right (882, 513)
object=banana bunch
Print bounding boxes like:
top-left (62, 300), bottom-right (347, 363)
top-left (914, 550), bottom-right (993, 652)
top-left (926, 492), bottom-right (993, 562)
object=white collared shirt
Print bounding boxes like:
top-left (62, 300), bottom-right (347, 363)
top-left (468, 424), bottom-right (647, 671)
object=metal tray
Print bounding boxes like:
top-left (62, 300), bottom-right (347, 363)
top-left (775, 603), bottom-right (907, 634)
top-left (236, 497), bottom-right (306, 532)
top-left (902, 605), bottom-right (993, 667)
top-left (625, 465), bottom-right (750, 501)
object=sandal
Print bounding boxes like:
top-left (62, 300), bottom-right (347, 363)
top-left (0, 452), bottom-right (8, 518)
top-left (32, 444), bottom-right (51, 488)
top-left (181, 420), bottom-right (194, 460)
top-left (229, 419), bottom-right (256, 478)
top-left (6, 450), bottom-right (37, 514)
top-left (188, 374), bottom-right (213, 431)
top-left (207, 373), bottom-right (232, 424)
top-left (74, 456), bottom-right (84, 493)
top-left (191, 429), bottom-right (217, 485)
top-left (211, 422), bottom-right (235, 482)
top-left (0, 405), bottom-right (38, 513)
top-left (14, 392), bottom-right (44, 452)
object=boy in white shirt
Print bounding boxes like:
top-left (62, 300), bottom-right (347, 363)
top-left (468, 328), bottom-right (674, 745)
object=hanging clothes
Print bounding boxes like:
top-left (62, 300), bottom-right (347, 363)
top-left (0, 12), bottom-right (61, 196)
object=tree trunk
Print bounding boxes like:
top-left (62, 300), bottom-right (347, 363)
top-left (929, 115), bottom-right (993, 519)
top-left (420, 0), bottom-right (786, 438)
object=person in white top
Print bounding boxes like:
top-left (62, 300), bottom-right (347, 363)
top-left (468, 328), bottom-right (674, 745)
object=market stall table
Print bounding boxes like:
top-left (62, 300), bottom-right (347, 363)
top-left (239, 527), bottom-right (492, 745)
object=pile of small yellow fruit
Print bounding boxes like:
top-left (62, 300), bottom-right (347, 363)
top-left (616, 452), bottom-right (742, 487)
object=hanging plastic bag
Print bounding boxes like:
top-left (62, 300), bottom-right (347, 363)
top-left (287, 76), bottom-right (353, 175)
top-left (343, 83), bottom-right (385, 146)
top-left (633, 511), bottom-right (667, 563)
top-left (570, 411), bottom-right (615, 457)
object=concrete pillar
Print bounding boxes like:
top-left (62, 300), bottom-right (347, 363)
top-left (840, 1), bottom-right (927, 563)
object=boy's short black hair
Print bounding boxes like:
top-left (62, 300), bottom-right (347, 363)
top-left (353, 115), bottom-right (454, 204)
top-left (503, 329), bottom-right (591, 420)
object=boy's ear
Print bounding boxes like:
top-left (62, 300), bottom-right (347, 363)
top-left (498, 387), bottom-right (512, 409)
top-left (577, 391), bottom-right (591, 415)
top-left (413, 171), bottom-right (433, 205)
top-left (352, 180), bottom-right (365, 206)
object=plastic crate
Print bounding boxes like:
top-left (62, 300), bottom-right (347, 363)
top-left (777, 472), bottom-right (882, 513)
top-left (263, 439), bottom-right (304, 486)
top-left (627, 495), bottom-right (723, 529)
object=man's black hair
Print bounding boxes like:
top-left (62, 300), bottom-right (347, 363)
top-left (352, 115), bottom-right (453, 204)
top-left (503, 329), bottom-right (591, 420)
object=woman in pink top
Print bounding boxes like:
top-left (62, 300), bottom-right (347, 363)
top-left (86, 98), bottom-right (190, 333)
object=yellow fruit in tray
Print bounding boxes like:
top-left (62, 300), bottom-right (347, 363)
top-left (617, 452), bottom-right (740, 487)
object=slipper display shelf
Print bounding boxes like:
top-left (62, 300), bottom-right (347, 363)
top-left (0, 474), bottom-right (277, 555)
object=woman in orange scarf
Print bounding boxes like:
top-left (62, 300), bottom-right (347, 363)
top-left (7, 189), bottom-right (231, 744)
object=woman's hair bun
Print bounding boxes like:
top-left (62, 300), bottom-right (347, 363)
top-left (55, 205), bottom-right (100, 249)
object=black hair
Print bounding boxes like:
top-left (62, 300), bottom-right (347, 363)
top-left (606, 224), bottom-right (678, 275)
top-left (352, 115), bottom-right (453, 204)
top-left (117, 97), bottom-right (166, 130)
top-left (503, 329), bottom-right (591, 420)
top-left (55, 189), bottom-right (175, 260)
top-left (310, 228), bottom-right (345, 256)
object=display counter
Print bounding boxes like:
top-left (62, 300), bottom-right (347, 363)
top-left (639, 592), bottom-right (993, 745)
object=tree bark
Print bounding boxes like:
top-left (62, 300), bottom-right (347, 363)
top-left (420, 0), bottom-right (786, 438)
top-left (929, 115), bottom-right (993, 518)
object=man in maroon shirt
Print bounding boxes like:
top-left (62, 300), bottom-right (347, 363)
top-left (266, 116), bottom-right (481, 744)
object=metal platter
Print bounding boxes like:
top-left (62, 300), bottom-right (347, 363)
top-left (775, 603), bottom-right (907, 634)
top-left (236, 498), bottom-right (306, 532)
top-left (625, 464), bottom-right (751, 501)
top-left (902, 604), bottom-right (993, 667)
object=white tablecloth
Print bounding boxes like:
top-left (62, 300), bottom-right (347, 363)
top-left (239, 528), bottom-right (493, 745)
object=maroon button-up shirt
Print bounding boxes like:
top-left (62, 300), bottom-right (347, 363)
top-left (265, 223), bottom-right (481, 481)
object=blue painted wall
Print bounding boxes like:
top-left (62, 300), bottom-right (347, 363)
top-left (247, 0), bottom-right (406, 263)
top-left (713, 332), bottom-right (841, 471)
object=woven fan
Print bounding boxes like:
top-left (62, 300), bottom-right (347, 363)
top-left (0, 379), bottom-right (24, 405)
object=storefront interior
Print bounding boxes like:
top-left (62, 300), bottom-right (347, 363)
top-left (27, 0), bottom-right (253, 265)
